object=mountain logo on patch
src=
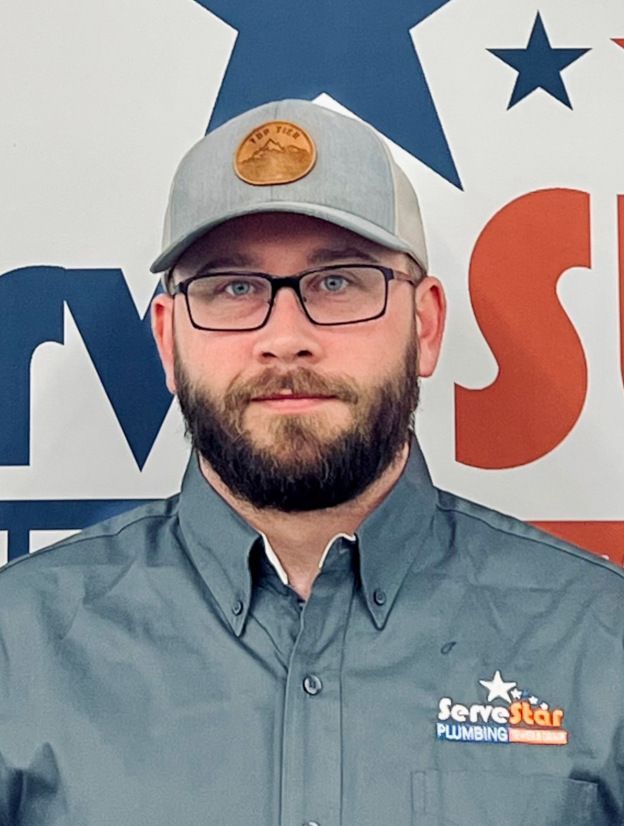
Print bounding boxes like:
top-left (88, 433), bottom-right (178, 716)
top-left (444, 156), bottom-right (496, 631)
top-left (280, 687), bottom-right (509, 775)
top-left (234, 120), bottom-right (316, 185)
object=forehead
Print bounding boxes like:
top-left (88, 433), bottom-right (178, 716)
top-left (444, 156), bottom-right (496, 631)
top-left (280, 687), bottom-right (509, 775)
top-left (173, 212), bottom-right (408, 275)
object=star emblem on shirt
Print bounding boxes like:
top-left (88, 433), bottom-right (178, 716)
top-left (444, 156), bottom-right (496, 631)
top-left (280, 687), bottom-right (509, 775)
top-left (479, 670), bottom-right (517, 703)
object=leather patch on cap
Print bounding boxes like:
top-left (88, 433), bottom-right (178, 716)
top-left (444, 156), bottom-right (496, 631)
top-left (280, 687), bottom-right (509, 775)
top-left (234, 120), bottom-right (316, 186)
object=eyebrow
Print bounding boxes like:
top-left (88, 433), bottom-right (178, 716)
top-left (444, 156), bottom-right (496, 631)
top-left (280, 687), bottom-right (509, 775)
top-left (196, 253), bottom-right (257, 273)
top-left (305, 246), bottom-right (379, 265)
top-left (194, 245), bottom-right (379, 276)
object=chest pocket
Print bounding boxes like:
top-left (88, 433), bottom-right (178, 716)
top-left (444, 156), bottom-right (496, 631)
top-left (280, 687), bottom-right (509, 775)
top-left (411, 770), bottom-right (598, 825)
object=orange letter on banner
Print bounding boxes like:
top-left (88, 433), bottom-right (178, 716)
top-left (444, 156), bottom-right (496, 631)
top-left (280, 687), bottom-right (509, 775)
top-left (455, 189), bottom-right (590, 469)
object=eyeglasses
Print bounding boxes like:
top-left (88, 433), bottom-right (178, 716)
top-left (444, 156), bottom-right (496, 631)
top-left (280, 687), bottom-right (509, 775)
top-left (169, 264), bottom-right (419, 332)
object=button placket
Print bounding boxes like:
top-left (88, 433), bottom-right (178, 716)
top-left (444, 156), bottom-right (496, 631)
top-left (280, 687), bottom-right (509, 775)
top-left (279, 557), bottom-right (355, 826)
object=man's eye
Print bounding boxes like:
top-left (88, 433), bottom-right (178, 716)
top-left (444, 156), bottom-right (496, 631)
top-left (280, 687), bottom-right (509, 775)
top-left (225, 280), bottom-right (254, 296)
top-left (320, 275), bottom-right (349, 292)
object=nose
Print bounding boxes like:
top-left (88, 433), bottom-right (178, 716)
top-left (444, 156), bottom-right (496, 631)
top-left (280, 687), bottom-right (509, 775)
top-left (251, 286), bottom-right (323, 365)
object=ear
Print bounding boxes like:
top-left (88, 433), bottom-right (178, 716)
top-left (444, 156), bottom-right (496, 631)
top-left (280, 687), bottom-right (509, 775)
top-left (151, 293), bottom-right (177, 394)
top-left (415, 276), bottom-right (446, 377)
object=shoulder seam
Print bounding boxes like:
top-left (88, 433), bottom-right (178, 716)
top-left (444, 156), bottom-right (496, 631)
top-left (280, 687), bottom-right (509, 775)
top-left (1, 512), bottom-right (174, 573)
top-left (436, 497), bottom-right (624, 580)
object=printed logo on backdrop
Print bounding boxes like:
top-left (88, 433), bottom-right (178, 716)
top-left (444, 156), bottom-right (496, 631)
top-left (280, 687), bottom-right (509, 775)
top-left (2, 1), bottom-right (624, 562)
top-left (0, 268), bottom-right (171, 558)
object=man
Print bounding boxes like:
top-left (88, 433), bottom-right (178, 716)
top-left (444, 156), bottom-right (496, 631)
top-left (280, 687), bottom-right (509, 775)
top-left (0, 99), bottom-right (622, 825)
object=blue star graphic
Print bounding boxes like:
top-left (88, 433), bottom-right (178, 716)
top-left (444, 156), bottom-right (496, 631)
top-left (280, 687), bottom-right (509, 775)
top-left (489, 12), bottom-right (590, 109)
top-left (193, 0), bottom-right (461, 188)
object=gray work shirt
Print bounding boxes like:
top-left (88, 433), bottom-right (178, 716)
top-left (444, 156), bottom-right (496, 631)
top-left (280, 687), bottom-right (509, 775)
top-left (0, 443), bottom-right (623, 825)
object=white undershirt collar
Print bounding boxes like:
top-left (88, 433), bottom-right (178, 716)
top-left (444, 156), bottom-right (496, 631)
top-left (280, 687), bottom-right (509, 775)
top-left (260, 531), bottom-right (356, 586)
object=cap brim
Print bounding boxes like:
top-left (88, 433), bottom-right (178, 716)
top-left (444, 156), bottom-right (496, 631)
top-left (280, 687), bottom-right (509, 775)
top-left (150, 201), bottom-right (426, 274)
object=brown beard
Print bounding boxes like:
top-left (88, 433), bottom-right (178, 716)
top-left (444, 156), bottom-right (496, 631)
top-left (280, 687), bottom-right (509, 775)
top-left (174, 338), bottom-right (419, 512)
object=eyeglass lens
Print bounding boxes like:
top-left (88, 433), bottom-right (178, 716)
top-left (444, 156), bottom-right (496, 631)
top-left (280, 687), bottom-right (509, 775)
top-left (185, 266), bottom-right (387, 330)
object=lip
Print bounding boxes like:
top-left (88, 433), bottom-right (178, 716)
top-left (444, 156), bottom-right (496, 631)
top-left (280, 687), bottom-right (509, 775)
top-left (250, 395), bottom-right (337, 412)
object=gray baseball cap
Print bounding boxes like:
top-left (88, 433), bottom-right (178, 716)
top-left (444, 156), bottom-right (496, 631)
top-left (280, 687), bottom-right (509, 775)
top-left (150, 99), bottom-right (428, 275)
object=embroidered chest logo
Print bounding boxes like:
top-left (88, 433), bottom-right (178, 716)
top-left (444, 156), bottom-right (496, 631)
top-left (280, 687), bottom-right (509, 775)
top-left (436, 670), bottom-right (568, 746)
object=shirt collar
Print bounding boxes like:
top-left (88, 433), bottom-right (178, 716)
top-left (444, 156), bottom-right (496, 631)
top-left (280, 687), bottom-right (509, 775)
top-left (177, 440), bottom-right (438, 635)
top-left (177, 454), bottom-right (259, 637)
top-left (355, 439), bottom-right (439, 629)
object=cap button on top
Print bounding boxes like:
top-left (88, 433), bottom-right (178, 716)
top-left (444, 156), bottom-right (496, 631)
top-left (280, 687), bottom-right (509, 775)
top-left (373, 588), bottom-right (387, 606)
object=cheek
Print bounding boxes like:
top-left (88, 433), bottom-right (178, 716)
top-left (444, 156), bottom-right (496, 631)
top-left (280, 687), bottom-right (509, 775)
top-left (173, 326), bottom-right (251, 395)
top-left (335, 320), bottom-right (413, 381)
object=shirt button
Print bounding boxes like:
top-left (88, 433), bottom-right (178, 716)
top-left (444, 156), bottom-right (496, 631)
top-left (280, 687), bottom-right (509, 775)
top-left (231, 600), bottom-right (244, 616)
top-left (302, 674), bottom-right (323, 696)
top-left (373, 588), bottom-right (387, 606)
top-left (303, 821), bottom-right (321, 826)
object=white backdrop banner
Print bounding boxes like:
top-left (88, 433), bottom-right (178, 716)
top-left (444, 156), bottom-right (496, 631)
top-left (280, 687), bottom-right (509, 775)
top-left (2, 0), bottom-right (624, 564)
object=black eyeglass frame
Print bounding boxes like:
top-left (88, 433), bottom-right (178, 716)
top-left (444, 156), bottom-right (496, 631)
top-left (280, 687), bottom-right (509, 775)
top-left (168, 264), bottom-right (420, 332)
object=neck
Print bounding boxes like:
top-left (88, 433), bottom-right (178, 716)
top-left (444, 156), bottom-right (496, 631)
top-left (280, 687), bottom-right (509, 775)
top-left (198, 443), bottom-right (410, 600)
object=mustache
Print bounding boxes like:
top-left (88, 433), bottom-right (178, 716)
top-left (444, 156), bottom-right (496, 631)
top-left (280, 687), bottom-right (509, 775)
top-left (225, 368), bottom-right (360, 407)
